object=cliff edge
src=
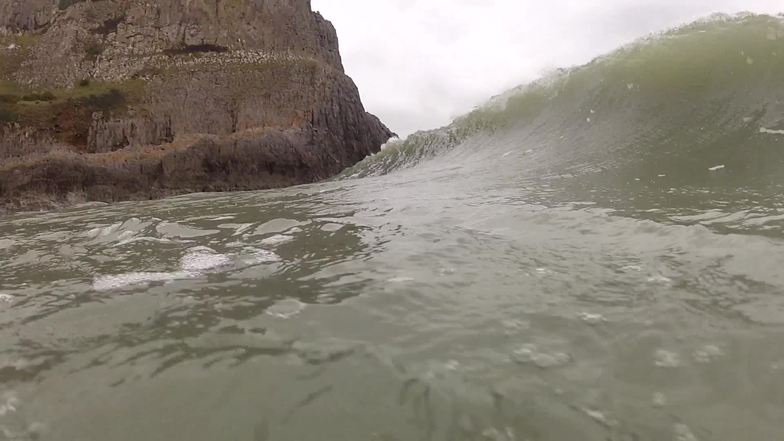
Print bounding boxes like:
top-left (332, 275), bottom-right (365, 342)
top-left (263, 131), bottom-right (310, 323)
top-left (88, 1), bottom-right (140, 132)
top-left (0, 0), bottom-right (393, 212)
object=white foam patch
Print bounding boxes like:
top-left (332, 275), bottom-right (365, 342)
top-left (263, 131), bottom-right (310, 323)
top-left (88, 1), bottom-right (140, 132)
top-left (179, 247), bottom-right (232, 272)
top-left (266, 299), bottom-right (306, 319)
top-left (512, 344), bottom-right (571, 369)
top-left (233, 223), bottom-right (255, 235)
top-left (116, 237), bottom-right (176, 246)
top-left (582, 408), bottom-right (614, 428)
top-left (94, 245), bottom-right (281, 291)
top-left (646, 275), bottom-right (673, 285)
top-left (444, 360), bottom-right (461, 371)
top-left (241, 248), bottom-right (281, 265)
top-left (260, 235), bottom-right (294, 247)
top-left (708, 165), bottom-right (726, 172)
top-left (0, 393), bottom-right (19, 417)
top-left (760, 127), bottom-right (784, 135)
top-left (156, 222), bottom-right (218, 239)
top-left (387, 276), bottom-right (415, 283)
top-left (502, 319), bottom-right (530, 333)
top-left (652, 392), bottom-right (667, 408)
top-left (251, 219), bottom-right (303, 237)
top-left (579, 312), bottom-right (607, 325)
top-left (0, 294), bottom-right (13, 304)
top-left (674, 423), bottom-right (700, 441)
top-left (92, 272), bottom-right (191, 291)
top-left (654, 349), bottom-right (682, 368)
top-left (86, 222), bottom-right (122, 239)
top-left (693, 345), bottom-right (725, 363)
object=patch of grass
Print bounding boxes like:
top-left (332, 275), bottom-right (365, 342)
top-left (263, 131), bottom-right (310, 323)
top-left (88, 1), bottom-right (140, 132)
top-left (0, 81), bottom-right (20, 96)
top-left (0, 35), bottom-right (39, 79)
top-left (58, 0), bottom-right (87, 10)
top-left (0, 34), bottom-right (40, 49)
top-left (84, 40), bottom-right (104, 62)
top-left (0, 79), bottom-right (148, 148)
top-left (51, 79), bottom-right (146, 102)
top-left (20, 92), bottom-right (56, 102)
top-left (0, 106), bottom-right (18, 123)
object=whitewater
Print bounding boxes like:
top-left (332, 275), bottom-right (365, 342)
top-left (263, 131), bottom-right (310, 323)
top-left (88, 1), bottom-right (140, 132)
top-left (1, 13), bottom-right (784, 440)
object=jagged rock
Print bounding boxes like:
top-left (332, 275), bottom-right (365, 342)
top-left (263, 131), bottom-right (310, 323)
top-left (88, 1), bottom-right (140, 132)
top-left (0, 0), bottom-right (55, 33)
top-left (88, 112), bottom-right (173, 153)
top-left (0, 0), bottom-right (393, 212)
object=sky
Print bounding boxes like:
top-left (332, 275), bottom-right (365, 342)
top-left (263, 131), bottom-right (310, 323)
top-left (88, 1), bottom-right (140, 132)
top-left (311, 0), bottom-right (782, 137)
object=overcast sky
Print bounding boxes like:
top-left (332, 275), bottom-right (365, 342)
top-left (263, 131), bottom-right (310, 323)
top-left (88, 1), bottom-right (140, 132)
top-left (311, 0), bottom-right (782, 137)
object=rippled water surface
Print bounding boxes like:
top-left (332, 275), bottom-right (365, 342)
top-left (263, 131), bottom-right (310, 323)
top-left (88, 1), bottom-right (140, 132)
top-left (1, 162), bottom-right (783, 440)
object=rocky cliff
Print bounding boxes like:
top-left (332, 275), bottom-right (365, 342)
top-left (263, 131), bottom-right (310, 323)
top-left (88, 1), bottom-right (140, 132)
top-left (0, 0), bottom-right (393, 212)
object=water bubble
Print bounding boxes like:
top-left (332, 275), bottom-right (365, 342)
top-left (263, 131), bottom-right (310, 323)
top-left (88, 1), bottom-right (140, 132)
top-left (444, 360), bottom-right (461, 371)
top-left (535, 268), bottom-right (555, 276)
top-left (674, 423), bottom-right (699, 441)
top-left (512, 344), bottom-right (571, 369)
top-left (646, 275), bottom-right (673, 285)
top-left (579, 312), bottom-right (607, 325)
top-left (501, 319), bottom-right (529, 335)
top-left (266, 298), bottom-right (306, 319)
top-left (0, 393), bottom-right (19, 416)
top-left (693, 345), bottom-right (725, 364)
top-left (480, 426), bottom-right (516, 441)
top-left (654, 349), bottom-right (682, 368)
top-left (652, 392), bottom-right (667, 408)
top-left (241, 248), bottom-right (281, 265)
top-left (583, 408), bottom-right (614, 428)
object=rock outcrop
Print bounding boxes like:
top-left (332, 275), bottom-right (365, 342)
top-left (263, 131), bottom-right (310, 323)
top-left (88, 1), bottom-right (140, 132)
top-left (0, 0), bottom-right (393, 212)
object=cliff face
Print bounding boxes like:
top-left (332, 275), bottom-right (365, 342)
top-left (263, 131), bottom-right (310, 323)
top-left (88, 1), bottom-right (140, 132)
top-left (0, 0), bottom-right (393, 212)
